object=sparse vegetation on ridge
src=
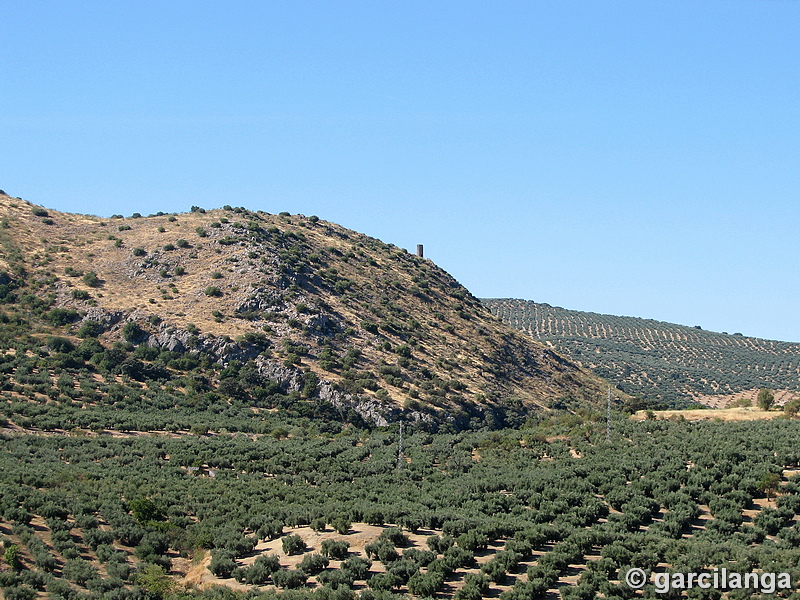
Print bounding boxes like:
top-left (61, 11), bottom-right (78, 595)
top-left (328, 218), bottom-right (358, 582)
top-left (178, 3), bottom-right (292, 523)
top-left (0, 193), bottom-right (613, 430)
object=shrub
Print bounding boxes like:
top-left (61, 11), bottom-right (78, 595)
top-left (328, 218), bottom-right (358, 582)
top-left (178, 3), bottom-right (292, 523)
top-left (379, 527), bottom-right (409, 547)
top-left (367, 573), bottom-right (401, 591)
top-left (204, 286), bottom-right (222, 297)
top-left (47, 308), bottom-right (80, 326)
top-left (209, 552), bottom-right (236, 578)
top-left (132, 247), bottom-right (146, 256)
top-left (240, 554), bottom-right (280, 584)
top-left (72, 289), bottom-right (91, 300)
top-left (63, 558), bottom-right (98, 584)
top-left (332, 517), bottom-right (351, 534)
top-left (310, 518), bottom-right (327, 532)
top-left (163, 243), bottom-right (175, 251)
top-left (174, 266), bottom-right (185, 276)
top-left (122, 322), bottom-right (144, 342)
top-left (196, 227), bottom-right (207, 237)
top-left (407, 571), bottom-right (443, 597)
top-left (3, 544), bottom-right (21, 570)
top-left (298, 553), bottom-right (329, 575)
top-left (176, 239), bottom-right (189, 248)
top-left (211, 271), bottom-right (223, 279)
top-left (272, 569), bottom-right (308, 589)
top-left (321, 539), bottom-right (350, 559)
top-left (281, 534), bottom-right (305, 555)
top-left (83, 271), bottom-right (101, 287)
top-left (47, 336), bottom-right (75, 353)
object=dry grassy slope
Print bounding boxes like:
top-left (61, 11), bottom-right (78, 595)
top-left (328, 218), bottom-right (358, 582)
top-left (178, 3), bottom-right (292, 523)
top-left (0, 193), bottom-right (614, 415)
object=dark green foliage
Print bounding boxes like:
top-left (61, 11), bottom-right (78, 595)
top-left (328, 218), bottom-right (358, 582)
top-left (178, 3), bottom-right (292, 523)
top-left (332, 517), bottom-right (351, 535)
top-left (272, 568), bottom-right (308, 589)
top-left (341, 556), bottom-right (371, 580)
top-left (209, 552), bottom-right (237, 578)
top-left (758, 388), bottom-right (775, 410)
top-left (281, 534), bottom-right (305, 555)
top-left (297, 553), bottom-right (329, 574)
top-left (82, 271), bottom-right (101, 287)
top-left (78, 320), bottom-right (103, 338)
top-left (3, 544), bottom-right (21, 570)
top-left (321, 539), bottom-right (349, 559)
top-left (47, 308), bottom-right (79, 325)
top-left (238, 554), bottom-right (280, 584)
top-left (406, 571), bottom-right (443, 597)
top-left (62, 559), bottom-right (98, 584)
top-left (122, 321), bottom-right (144, 342)
top-left (204, 286), bottom-right (222, 297)
top-left (379, 527), bottom-right (409, 547)
top-left (128, 498), bottom-right (165, 523)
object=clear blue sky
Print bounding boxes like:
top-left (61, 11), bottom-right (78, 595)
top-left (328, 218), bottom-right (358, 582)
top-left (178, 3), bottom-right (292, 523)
top-left (2, 2), bottom-right (799, 341)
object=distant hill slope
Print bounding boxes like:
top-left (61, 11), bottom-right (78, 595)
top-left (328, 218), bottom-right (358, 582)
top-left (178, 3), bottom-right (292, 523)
top-left (0, 193), bottom-right (613, 432)
top-left (483, 298), bottom-right (800, 408)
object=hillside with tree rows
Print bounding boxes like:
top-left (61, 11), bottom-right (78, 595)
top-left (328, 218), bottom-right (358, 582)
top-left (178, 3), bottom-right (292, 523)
top-left (3, 417), bottom-right (800, 600)
top-left (483, 298), bottom-right (800, 408)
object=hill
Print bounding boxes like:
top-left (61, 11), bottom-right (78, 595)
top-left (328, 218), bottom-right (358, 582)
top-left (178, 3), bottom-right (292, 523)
top-left (483, 298), bottom-right (800, 409)
top-left (0, 193), bottom-right (612, 434)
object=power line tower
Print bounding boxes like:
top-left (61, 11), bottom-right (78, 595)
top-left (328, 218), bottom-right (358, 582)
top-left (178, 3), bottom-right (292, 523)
top-left (397, 420), bottom-right (404, 471)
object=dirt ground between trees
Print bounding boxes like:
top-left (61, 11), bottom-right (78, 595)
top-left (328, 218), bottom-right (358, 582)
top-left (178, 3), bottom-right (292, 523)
top-left (631, 407), bottom-right (784, 422)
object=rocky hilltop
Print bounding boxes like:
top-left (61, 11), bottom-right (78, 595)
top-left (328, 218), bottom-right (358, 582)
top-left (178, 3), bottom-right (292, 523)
top-left (0, 193), bottom-right (613, 429)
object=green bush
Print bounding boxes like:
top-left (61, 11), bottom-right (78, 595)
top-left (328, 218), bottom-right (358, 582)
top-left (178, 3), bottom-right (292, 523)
top-left (78, 320), bottom-right (102, 338)
top-left (272, 569), bottom-right (308, 589)
top-left (47, 308), bottom-right (80, 326)
top-left (281, 534), bottom-right (305, 555)
top-left (83, 271), bottom-right (101, 287)
top-left (297, 553), bottom-right (329, 574)
top-left (204, 286), bottom-right (222, 297)
top-left (122, 321), bottom-right (145, 342)
top-left (321, 539), bottom-right (350, 559)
